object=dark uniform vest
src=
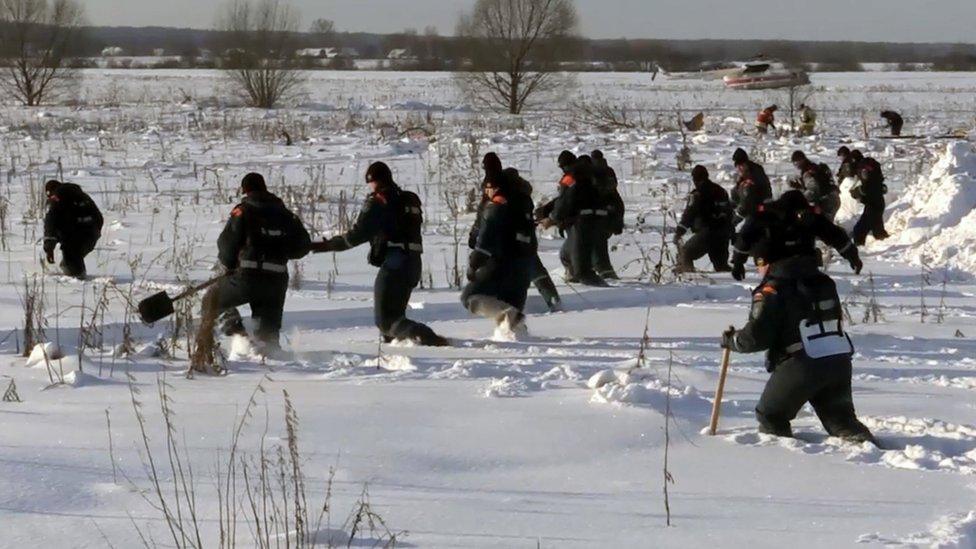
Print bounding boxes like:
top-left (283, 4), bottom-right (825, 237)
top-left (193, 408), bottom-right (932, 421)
top-left (368, 187), bottom-right (424, 266)
top-left (219, 192), bottom-right (311, 273)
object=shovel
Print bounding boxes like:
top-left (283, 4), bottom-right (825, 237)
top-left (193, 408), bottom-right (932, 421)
top-left (138, 274), bottom-right (229, 325)
top-left (708, 332), bottom-right (734, 436)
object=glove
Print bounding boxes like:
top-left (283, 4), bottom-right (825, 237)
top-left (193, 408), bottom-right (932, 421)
top-left (310, 238), bottom-right (333, 253)
top-left (672, 227), bottom-right (686, 245)
top-left (45, 250), bottom-right (55, 264)
top-left (720, 327), bottom-right (736, 349)
top-left (538, 217), bottom-right (555, 230)
top-left (731, 262), bottom-right (746, 281)
top-left (842, 247), bottom-right (863, 274)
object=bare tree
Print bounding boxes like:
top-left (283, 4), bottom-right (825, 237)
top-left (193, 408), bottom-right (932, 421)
top-left (217, 0), bottom-right (305, 109)
top-left (454, 0), bottom-right (578, 114)
top-left (309, 17), bottom-right (334, 40)
top-left (0, 0), bottom-right (84, 106)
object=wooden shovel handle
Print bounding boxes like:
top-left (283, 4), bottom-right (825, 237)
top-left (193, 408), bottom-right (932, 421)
top-left (708, 346), bottom-right (733, 436)
top-left (172, 273), bottom-right (230, 302)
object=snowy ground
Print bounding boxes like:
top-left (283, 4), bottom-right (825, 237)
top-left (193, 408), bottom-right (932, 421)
top-left (1, 70), bottom-right (976, 547)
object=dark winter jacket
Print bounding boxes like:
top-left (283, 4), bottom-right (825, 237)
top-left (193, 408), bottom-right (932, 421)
top-left (837, 156), bottom-right (856, 181)
top-left (851, 157), bottom-right (886, 208)
top-left (548, 163), bottom-right (600, 228)
top-left (881, 111), bottom-right (904, 136)
top-left (218, 190), bottom-right (311, 274)
top-left (324, 183), bottom-right (424, 267)
top-left (43, 183), bottom-right (104, 254)
top-left (677, 179), bottom-right (732, 236)
top-left (732, 196), bottom-right (857, 268)
top-left (729, 255), bottom-right (852, 370)
top-left (731, 161), bottom-right (772, 221)
top-left (593, 160), bottom-right (625, 234)
top-left (468, 191), bottom-right (536, 281)
top-left (795, 160), bottom-right (838, 207)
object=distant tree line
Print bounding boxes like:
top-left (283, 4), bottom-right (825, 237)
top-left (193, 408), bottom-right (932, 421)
top-left (52, 24), bottom-right (976, 72)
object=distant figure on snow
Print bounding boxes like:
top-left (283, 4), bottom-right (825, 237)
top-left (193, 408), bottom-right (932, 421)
top-left (798, 104), bottom-right (817, 136)
top-left (755, 105), bottom-right (777, 135)
top-left (674, 165), bottom-right (733, 274)
top-left (43, 180), bottom-right (103, 279)
top-left (880, 110), bottom-right (903, 137)
top-left (850, 156), bottom-right (890, 245)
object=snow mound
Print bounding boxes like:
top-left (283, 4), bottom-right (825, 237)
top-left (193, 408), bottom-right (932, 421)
top-left (860, 511), bottom-right (976, 547)
top-left (833, 176), bottom-right (861, 228)
top-left (25, 342), bottom-right (64, 368)
top-left (363, 354), bottom-right (417, 372)
top-left (61, 370), bottom-right (114, 388)
top-left (878, 141), bottom-right (976, 273)
top-left (589, 364), bottom-right (712, 417)
top-left (484, 376), bottom-right (538, 398)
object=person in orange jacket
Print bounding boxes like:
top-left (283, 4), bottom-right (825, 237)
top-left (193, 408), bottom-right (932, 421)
top-left (755, 105), bottom-right (778, 135)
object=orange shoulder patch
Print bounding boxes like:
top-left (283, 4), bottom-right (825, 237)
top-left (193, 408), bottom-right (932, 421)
top-left (231, 206), bottom-right (243, 217)
top-left (559, 174), bottom-right (576, 187)
top-left (491, 195), bottom-right (508, 205)
top-left (761, 285), bottom-right (778, 295)
top-left (373, 192), bottom-right (388, 205)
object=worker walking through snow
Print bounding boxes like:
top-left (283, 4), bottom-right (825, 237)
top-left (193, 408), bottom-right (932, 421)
top-left (312, 162), bottom-right (448, 346)
top-left (722, 191), bottom-right (876, 445)
top-left (674, 165), bottom-right (733, 274)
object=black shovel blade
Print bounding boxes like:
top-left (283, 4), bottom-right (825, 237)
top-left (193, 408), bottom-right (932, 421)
top-left (138, 291), bottom-right (175, 325)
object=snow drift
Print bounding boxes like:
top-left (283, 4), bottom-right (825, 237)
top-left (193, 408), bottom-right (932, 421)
top-left (877, 141), bottom-right (976, 274)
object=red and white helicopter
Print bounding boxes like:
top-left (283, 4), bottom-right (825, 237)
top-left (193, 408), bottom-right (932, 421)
top-left (655, 56), bottom-right (810, 90)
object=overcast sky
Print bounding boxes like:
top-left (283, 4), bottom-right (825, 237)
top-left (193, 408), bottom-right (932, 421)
top-left (85, 0), bottom-right (976, 43)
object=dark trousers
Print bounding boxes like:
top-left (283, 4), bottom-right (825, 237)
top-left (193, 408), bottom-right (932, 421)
top-left (59, 237), bottom-right (98, 278)
top-left (756, 355), bottom-right (873, 439)
top-left (461, 257), bottom-right (532, 313)
top-left (210, 270), bottom-right (289, 345)
top-left (678, 228), bottom-right (731, 271)
top-left (530, 254), bottom-right (560, 306)
top-left (375, 251), bottom-right (439, 342)
top-left (560, 217), bottom-right (599, 280)
top-left (591, 223), bottom-right (617, 277)
top-left (852, 204), bottom-right (887, 245)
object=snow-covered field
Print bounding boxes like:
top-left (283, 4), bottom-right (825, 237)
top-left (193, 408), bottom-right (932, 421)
top-left (1, 70), bottom-right (976, 548)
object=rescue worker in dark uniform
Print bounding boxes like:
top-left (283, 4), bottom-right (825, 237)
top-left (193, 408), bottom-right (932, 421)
top-left (538, 151), bottom-right (606, 287)
top-left (590, 150), bottom-right (624, 280)
top-left (731, 148), bottom-right (772, 225)
top-left (850, 156), bottom-right (890, 245)
top-left (461, 166), bottom-right (535, 331)
top-left (504, 166), bottom-right (562, 311)
top-left (313, 162), bottom-right (448, 346)
top-left (836, 146), bottom-right (856, 181)
top-left (43, 180), bottom-right (104, 278)
top-left (730, 190), bottom-right (863, 282)
top-left (204, 173), bottom-right (311, 355)
top-left (721, 197), bottom-right (876, 445)
top-left (881, 110), bottom-right (904, 137)
top-left (674, 165), bottom-right (733, 273)
top-left (790, 151), bottom-right (841, 221)
top-left (469, 154), bottom-right (560, 311)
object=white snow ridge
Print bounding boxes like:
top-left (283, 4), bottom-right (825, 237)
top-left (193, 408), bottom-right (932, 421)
top-left (877, 141), bottom-right (976, 274)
